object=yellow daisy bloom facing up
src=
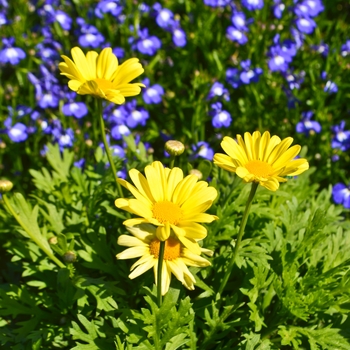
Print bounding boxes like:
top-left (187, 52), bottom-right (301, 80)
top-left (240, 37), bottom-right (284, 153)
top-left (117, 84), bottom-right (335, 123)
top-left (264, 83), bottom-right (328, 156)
top-left (115, 161), bottom-right (218, 254)
top-left (213, 131), bottom-right (309, 191)
top-left (58, 47), bottom-right (145, 105)
top-left (116, 225), bottom-right (212, 295)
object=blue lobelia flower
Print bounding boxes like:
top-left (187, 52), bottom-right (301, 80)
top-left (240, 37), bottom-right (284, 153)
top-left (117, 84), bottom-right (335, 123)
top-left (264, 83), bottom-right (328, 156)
top-left (142, 78), bottom-right (164, 104)
top-left (296, 111), bottom-right (321, 136)
top-left (76, 18), bottom-right (105, 48)
top-left (132, 28), bottom-right (161, 55)
top-left (207, 82), bottom-right (230, 101)
top-left (239, 59), bottom-right (263, 84)
top-left (172, 25), bottom-right (187, 47)
top-left (283, 70), bottom-right (305, 90)
top-left (226, 67), bottom-right (241, 88)
top-left (242, 0), bottom-right (264, 11)
top-left (155, 7), bottom-right (174, 29)
top-left (124, 100), bottom-right (149, 128)
top-left (203, 0), bottom-right (231, 7)
top-left (295, 17), bottom-right (316, 34)
top-left (331, 121), bottom-right (350, 151)
top-left (226, 26), bottom-right (248, 45)
top-left (209, 102), bottom-right (232, 128)
top-left (7, 122), bottom-right (28, 142)
top-left (111, 124), bottom-right (131, 140)
top-left (272, 0), bottom-right (285, 19)
top-left (95, 0), bottom-right (123, 19)
top-left (192, 141), bottom-right (214, 161)
top-left (332, 183), bottom-right (350, 209)
top-left (0, 37), bottom-right (25, 65)
top-left (62, 101), bottom-right (88, 119)
top-left (341, 40), bottom-right (350, 57)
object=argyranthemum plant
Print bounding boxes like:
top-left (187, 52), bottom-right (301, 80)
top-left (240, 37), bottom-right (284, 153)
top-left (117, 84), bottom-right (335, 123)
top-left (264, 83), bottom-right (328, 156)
top-left (213, 131), bottom-right (309, 191)
top-left (115, 161), bottom-right (218, 253)
top-left (117, 224), bottom-right (212, 295)
top-left (58, 46), bottom-right (145, 105)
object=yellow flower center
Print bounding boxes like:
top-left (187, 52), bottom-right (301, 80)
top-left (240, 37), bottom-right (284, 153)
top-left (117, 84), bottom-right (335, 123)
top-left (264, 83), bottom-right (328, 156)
top-left (93, 78), bottom-right (115, 91)
top-left (149, 238), bottom-right (181, 260)
top-left (245, 160), bottom-right (274, 178)
top-left (152, 201), bottom-right (183, 225)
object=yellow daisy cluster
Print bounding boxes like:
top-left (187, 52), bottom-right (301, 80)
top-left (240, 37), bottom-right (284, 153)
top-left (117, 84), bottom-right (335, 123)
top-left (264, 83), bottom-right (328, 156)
top-left (115, 161), bottom-right (218, 294)
top-left (59, 47), bottom-right (145, 105)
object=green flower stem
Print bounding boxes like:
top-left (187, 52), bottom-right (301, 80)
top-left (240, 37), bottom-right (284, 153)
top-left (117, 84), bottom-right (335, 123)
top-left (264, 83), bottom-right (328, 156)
top-left (218, 182), bottom-right (259, 295)
top-left (2, 194), bottom-right (66, 269)
top-left (97, 99), bottom-right (123, 198)
top-left (157, 241), bottom-right (166, 307)
top-left (169, 156), bottom-right (175, 169)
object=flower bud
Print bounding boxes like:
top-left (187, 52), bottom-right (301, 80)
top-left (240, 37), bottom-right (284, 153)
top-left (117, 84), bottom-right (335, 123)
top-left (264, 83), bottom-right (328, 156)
top-left (0, 180), bottom-right (13, 193)
top-left (63, 251), bottom-right (77, 264)
top-left (48, 236), bottom-right (58, 245)
top-left (165, 140), bottom-right (185, 156)
top-left (189, 169), bottom-right (203, 179)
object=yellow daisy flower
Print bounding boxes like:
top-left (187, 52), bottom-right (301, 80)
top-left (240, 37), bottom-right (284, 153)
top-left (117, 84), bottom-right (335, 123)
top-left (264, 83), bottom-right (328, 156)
top-left (116, 225), bottom-right (212, 295)
top-left (115, 161), bottom-right (218, 254)
top-left (213, 131), bottom-right (309, 191)
top-left (58, 46), bottom-right (145, 105)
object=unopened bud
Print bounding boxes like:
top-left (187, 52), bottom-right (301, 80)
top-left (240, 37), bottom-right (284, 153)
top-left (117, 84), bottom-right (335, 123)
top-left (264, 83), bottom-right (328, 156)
top-left (165, 140), bottom-right (185, 156)
top-left (0, 180), bottom-right (13, 193)
top-left (63, 251), bottom-right (77, 263)
top-left (48, 236), bottom-right (58, 245)
top-left (189, 169), bottom-right (203, 180)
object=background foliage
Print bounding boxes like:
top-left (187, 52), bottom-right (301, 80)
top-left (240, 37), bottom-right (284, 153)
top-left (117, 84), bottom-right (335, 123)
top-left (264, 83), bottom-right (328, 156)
top-left (1, 0), bottom-right (350, 348)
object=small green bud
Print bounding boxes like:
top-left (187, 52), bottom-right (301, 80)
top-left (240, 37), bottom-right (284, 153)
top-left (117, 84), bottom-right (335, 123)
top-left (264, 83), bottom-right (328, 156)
top-left (0, 180), bottom-right (13, 193)
top-left (165, 140), bottom-right (185, 156)
top-left (189, 169), bottom-right (203, 180)
top-left (63, 251), bottom-right (77, 264)
top-left (48, 236), bottom-right (58, 245)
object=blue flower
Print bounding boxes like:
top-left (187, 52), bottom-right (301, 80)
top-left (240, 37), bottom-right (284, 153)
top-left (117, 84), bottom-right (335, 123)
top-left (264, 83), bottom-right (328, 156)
top-left (207, 82), bottom-right (230, 101)
top-left (272, 0), bottom-right (285, 19)
top-left (111, 124), bottom-right (131, 140)
top-left (132, 28), bottom-right (162, 56)
top-left (332, 183), bottom-right (350, 209)
top-left (7, 122), bottom-right (28, 142)
top-left (62, 102), bottom-right (88, 119)
top-left (123, 100), bottom-right (149, 128)
top-left (172, 26), bottom-right (187, 47)
top-left (203, 0), bottom-right (231, 7)
top-left (303, 0), bottom-right (324, 17)
top-left (231, 12), bottom-right (249, 31)
top-left (226, 67), bottom-right (241, 88)
top-left (95, 0), bottom-right (123, 19)
top-left (312, 42), bottom-right (329, 57)
top-left (209, 102), bottom-right (232, 128)
top-left (110, 144), bottom-right (125, 159)
top-left (53, 127), bottom-right (74, 150)
top-left (55, 10), bottom-right (72, 31)
top-left (226, 26), bottom-right (248, 45)
top-left (295, 17), bottom-right (316, 34)
top-left (296, 111), bottom-right (321, 135)
top-left (76, 18), bottom-right (105, 48)
top-left (0, 37), bottom-right (25, 65)
top-left (155, 8), bottom-right (174, 29)
top-left (242, 0), bottom-right (264, 11)
top-left (341, 40), bottom-right (350, 57)
top-left (74, 158), bottom-right (86, 169)
top-left (331, 121), bottom-right (350, 151)
top-left (142, 78), bottom-right (164, 104)
top-left (192, 141), bottom-right (214, 160)
top-left (268, 46), bottom-right (292, 72)
top-left (283, 70), bottom-right (305, 90)
top-left (324, 80), bottom-right (338, 94)
top-left (239, 59), bottom-right (263, 84)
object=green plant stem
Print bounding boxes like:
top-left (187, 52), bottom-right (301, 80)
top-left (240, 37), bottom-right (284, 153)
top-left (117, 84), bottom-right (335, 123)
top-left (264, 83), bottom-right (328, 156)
top-left (2, 194), bottom-right (66, 269)
top-left (97, 99), bottom-right (123, 198)
top-left (169, 156), bottom-right (175, 169)
top-left (157, 241), bottom-right (166, 307)
top-left (218, 182), bottom-right (259, 295)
